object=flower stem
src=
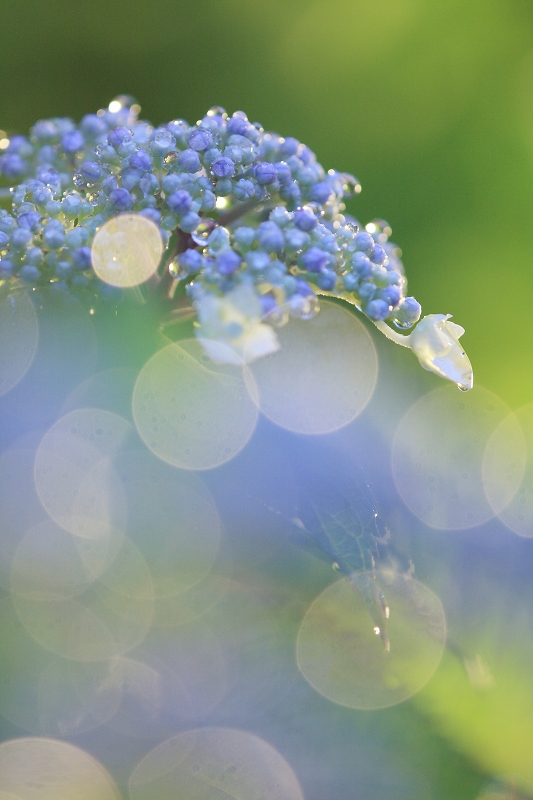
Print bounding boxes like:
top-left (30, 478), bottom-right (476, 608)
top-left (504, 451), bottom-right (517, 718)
top-left (372, 319), bottom-right (412, 349)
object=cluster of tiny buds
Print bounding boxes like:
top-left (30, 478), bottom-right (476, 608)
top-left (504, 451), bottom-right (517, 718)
top-left (0, 95), bottom-right (421, 329)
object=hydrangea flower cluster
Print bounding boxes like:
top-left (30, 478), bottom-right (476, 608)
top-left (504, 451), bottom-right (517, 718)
top-left (0, 95), bottom-right (417, 321)
top-left (0, 96), bottom-right (472, 388)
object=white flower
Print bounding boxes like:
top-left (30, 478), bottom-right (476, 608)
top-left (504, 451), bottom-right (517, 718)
top-left (409, 314), bottom-right (473, 390)
top-left (196, 283), bottom-right (280, 365)
top-left (372, 313), bottom-right (473, 391)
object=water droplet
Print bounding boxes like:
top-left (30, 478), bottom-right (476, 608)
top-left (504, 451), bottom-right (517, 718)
top-left (191, 219), bottom-right (217, 246)
top-left (207, 106), bottom-right (228, 118)
top-left (168, 260), bottom-right (187, 280)
top-left (73, 173), bottom-right (85, 188)
top-left (458, 383), bottom-right (470, 392)
top-left (163, 151), bottom-right (178, 169)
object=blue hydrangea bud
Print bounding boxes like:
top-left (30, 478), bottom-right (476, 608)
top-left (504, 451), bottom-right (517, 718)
top-left (129, 149), bottom-right (152, 171)
top-left (283, 274), bottom-right (298, 295)
top-left (42, 223), bottom-right (65, 250)
top-left (365, 298), bottom-right (390, 320)
top-left (260, 294), bottom-right (278, 317)
top-left (354, 231), bottom-right (374, 253)
top-left (284, 228), bottom-right (310, 250)
top-left (71, 274), bottom-right (89, 288)
top-left (279, 181), bottom-right (301, 207)
top-left (32, 184), bottom-right (53, 205)
top-left (1, 154), bottom-right (26, 179)
top-left (179, 211), bottom-right (201, 233)
top-left (351, 252), bottom-right (373, 279)
top-left (179, 248), bottom-right (203, 274)
top-left (107, 127), bottom-right (132, 147)
top-left (0, 231), bottom-right (9, 249)
top-left (61, 130), bottom-right (84, 153)
top-left (217, 250), bottom-right (241, 276)
top-left (140, 173), bottom-right (159, 195)
top-left (72, 246), bottom-right (92, 270)
top-left (310, 182), bottom-right (332, 203)
top-left (317, 269), bottom-right (337, 290)
top-left (227, 114), bottom-right (250, 136)
top-left (65, 227), bottom-right (88, 249)
top-left (293, 207), bottom-right (317, 232)
top-left (370, 244), bottom-right (388, 265)
top-left (188, 128), bottom-right (213, 151)
top-left (19, 265), bottom-right (40, 282)
top-left (378, 285), bottom-right (401, 307)
top-left (0, 259), bottom-right (14, 275)
top-left (139, 208), bottom-right (162, 224)
top-left (244, 251), bottom-right (270, 271)
top-left (269, 206), bottom-right (291, 228)
top-left (212, 157), bottom-right (235, 178)
top-left (208, 226), bottom-right (230, 252)
top-left (177, 149), bottom-right (201, 173)
top-left (233, 227), bottom-right (256, 249)
top-left (257, 221), bottom-right (284, 252)
top-left (343, 273), bottom-right (358, 292)
top-left (254, 162), bottom-right (277, 185)
top-left (102, 175), bottom-right (118, 196)
top-left (44, 200), bottom-right (61, 217)
top-left (167, 189), bottom-right (193, 215)
top-left (215, 179), bottom-right (233, 196)
top-left (234, 179), bottom-right (255, 200)
top-left (392, 296), bottom-right (422, 328)
top-left (10, 228), bottom-right (33, 249)
top-left (200, 191), bottom-right (216, 211)
top-left (62, 195), bottom-right (82, 218)
top-left (358, 282), bottom-right (376, 301)
top-left (274, 162), bottom-right (291, 184)
top-left (80, 114), bottom-right (107, 137)
top-left (280, 137), bottom-right (299, 157)
top-left (80, 161), bottom-right (103, 182)
top-left (299, 246), bottom-right (328, 273)
top-left (161, 174), bottom-right (182, 194)
top-left (17, 211), bottom-right (41, 231)
top-left (109, 188), bottom-right (133, 210)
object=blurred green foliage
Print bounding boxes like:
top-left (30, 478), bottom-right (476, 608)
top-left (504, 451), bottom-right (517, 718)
top-left (2, 1), bottom-right (533, 796)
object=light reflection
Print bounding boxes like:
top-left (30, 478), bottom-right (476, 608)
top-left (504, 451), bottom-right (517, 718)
top-left (0, 288), bottom-right (39, 397)
top-left (91, 213), bottom-right (163, 288)
top-left (0, 737), bottom-right (120, 799)
top-left (296, 571), bottom-right (446, 710)
top-left (129, 727), bottom-right (305, 800)
top-left (248, 299), bottom-right (378, 435)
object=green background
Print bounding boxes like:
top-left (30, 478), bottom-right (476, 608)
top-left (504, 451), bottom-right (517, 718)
top-left (1, 1), bottom-right (533, 798)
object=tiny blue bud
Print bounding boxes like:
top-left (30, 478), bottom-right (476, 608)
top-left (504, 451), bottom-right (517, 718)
top-left (233, 227), bottom-right (256, 249)
top-left (43, 224), bottom-right (65, 250)
top-left (81, 161), bottom-right (103, 182)
top-left (71, 274), bottom-right (89, 288)
top-left (255, 162), bottom-right (277, 185)
top-left (293, 207), bottom-right (317, 232)
top-left (269, 206), bottom-right (292, 227)
top-left (65, 227), bottom-right (88, 249)
top-left (245, 251), bottom-right (270, 271)
top-left (177, 149), bottom-right (201, 173)
top-left (179, 211), bottom-right (201, 233)
top-left (167, 189), bottom-right (193, 215)
top-left (358, 282), bottom-right (376, 301)
top-left (392, 296), bottom-right (422, 328)
top-left (200, 191), bottom-right (216, 211)
top-left (378, 285), bottom-right (401, 307)
top-left (179, 249), bottom-right (203, 274)
top-left (354, 232), bottom-right (374, 253)
top-left (234, 179), bottom-right (255, 200)
top-left (351, 252), bottom-right (373, 279)
top-left (274, 162), bottom-right (291, 184)
top-left (1, 154), bottom-right (26, 179)
top-left (140, 173), bottom-right (159, 195)
top-left (80, 114), bottom-right (107, 137)
top-left (19, 265), bottom-right (41, 282)
top-left (280, 137), bottom-right (299, 157)
top-left (299, 246), bottom-right (328, 273)
top-left (343, 273), bottom-right (359, 292)
top-left (257, 221), bottom-right (284, 252)
top-left (61, 130), bottom-right (84, 153)
top-left (129, 149), bottom-right (152, 171)
top-left (283, 274), bottom-right (298, 295)
top-left (108, 127), bottom-right (132, 147)
top-left (212, 157), bottom-right (235, 178)
top-left (0, 231), bottom-right (9, 248)
top-left (310, 182), bottom-right (332, 203)
top-left (370, 244), bottom-right (388, 265)
top-left (0, 259), bottom-right (14, 275)
top-left (45, 200), bottom-right (62, 217)
top-left (102, 175), bottom-right (119, 196)
top-left (109, 188), bottom-right (133, 210)
top-left (17, 212), bottom-right (41, 231)
top-left (366, 299), bottom-right (390, 320)
top-left (227, 114), bottom-right (250, 136)
top-left (72, 246), bottom-right (92, 270)
top-left (284, 228), bottom-right (310, 250)
top-left (215, 178), bottom-right (233, 196)
top-left (261, 294), bottom-right (278, 317)
top-left (217, 250), bottom-right (241, 276)
top-left (62, 195), bottom-right (82, 218)
top-left (317, 269), bottom-right (337, 290)
top-left (139, 207), bottom-right (162, 224)
top-left (188, 128), bottom-right (213, 151)
top-left (296, 279), bottom-right (314, 296)
top-left (32, 184), bottom-right (53, 206)
top-left (11, 228), bottom-right (33, 249)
